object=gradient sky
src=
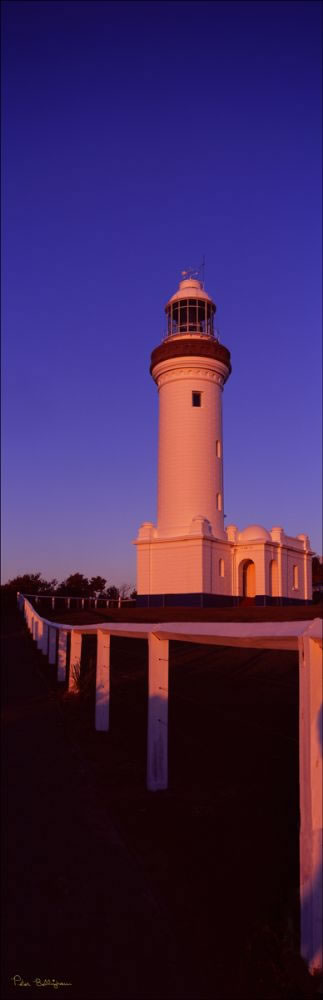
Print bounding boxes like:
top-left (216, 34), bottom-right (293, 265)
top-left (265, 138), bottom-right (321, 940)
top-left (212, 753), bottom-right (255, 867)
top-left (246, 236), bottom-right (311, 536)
top-left (2, 0), bottom-right (322, 587)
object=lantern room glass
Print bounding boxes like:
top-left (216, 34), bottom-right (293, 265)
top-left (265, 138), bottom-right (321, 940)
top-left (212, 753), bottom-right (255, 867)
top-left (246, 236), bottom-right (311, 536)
top-left (165, 299), bottom-right (215, 337)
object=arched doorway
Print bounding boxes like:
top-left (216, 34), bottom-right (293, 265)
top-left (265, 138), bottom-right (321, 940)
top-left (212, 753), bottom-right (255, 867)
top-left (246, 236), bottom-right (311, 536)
top-left (241, 559), bottom-right (256, 598)
top-left (269, 559), bottom-right (279, 597)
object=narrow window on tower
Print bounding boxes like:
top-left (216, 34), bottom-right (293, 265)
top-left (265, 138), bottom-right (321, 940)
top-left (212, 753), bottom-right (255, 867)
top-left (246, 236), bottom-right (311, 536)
top-left (192, 392), bottom-right (201, 407)
top-left (216, 440), bottom-right (221, 458)
top-left (293, 565), bottom-right (299, 590)
top-left (216, 492), bottom-right (222, 511)
top-left (219, 558), bottom-right (224, 577)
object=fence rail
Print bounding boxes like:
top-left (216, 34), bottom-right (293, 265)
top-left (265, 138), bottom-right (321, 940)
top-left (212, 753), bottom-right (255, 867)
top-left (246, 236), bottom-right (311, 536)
top-left (22, 593), bottom-right (135, 610)
top-left (17, 591), bottom-right (322, 975)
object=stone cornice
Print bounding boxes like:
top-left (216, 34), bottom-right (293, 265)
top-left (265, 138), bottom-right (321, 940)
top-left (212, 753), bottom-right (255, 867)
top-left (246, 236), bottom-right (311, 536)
top-left (150, 337), bottom-right (231, 378)
top-left (155, 365), bottom-right (226, 388)
top-left (134, 534), bottom-right (232, 546)
top-left (235, 540), bottom-right (313, 554)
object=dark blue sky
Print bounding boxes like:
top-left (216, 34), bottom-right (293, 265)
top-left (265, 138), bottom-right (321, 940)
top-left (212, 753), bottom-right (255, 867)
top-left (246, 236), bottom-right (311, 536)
top-left (2, 0), bottom-right (322, 586)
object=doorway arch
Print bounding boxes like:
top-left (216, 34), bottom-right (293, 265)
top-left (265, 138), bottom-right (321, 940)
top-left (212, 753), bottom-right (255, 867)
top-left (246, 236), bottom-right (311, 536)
top-left (239, 559), bottom-right (256, 598)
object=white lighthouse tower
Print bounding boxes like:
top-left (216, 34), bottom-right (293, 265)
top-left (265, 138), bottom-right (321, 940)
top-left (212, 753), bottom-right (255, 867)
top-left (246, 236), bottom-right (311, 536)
top-left (135, 272), bottom-right (232, 605)
top-left (135, 272), bottom-right (313, 607)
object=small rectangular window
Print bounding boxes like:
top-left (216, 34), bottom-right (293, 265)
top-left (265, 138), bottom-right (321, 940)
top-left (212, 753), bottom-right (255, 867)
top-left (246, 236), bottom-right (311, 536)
top-left (192, 392), bottom-right (201, 407)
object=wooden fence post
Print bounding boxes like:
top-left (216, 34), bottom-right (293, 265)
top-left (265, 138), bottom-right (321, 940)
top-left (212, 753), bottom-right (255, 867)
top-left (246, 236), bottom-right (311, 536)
top-left (41, 622), bottom-right (49, 656)
top-left (69, 631), bottom-right (82, 692)
top-left (95, 631), bottom-right (110, 731)
top-left (48, 627), bottom-right (57, 665)
top-left (57, 630), bottom-right (68, 683)
top-left (147, 634), bottom-right (169, 791)
top-left (299, 633), bottom-right (323, 972)
top-left (36, 618), bottom-right (43, 650)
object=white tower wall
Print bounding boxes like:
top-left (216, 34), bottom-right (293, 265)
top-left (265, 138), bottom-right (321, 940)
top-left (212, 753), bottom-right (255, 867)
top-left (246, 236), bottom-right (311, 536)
top-left (154, 356), bottom-right (227, 539)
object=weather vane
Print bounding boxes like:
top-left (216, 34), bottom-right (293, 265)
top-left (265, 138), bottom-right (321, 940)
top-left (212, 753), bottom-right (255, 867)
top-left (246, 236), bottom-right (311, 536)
top-left (181, 256), bottom-right (205, 285)
top-left (181, 266), bottom-right (198, 279)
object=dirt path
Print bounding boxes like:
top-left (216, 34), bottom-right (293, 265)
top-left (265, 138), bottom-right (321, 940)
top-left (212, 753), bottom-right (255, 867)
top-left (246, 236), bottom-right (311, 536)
top-left (1, 608), bottom-right (186, 1000)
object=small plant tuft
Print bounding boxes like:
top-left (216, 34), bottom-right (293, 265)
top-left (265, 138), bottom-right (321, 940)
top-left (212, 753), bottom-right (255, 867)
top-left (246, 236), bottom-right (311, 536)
top-left (69, 658), bottom-right (96, 702)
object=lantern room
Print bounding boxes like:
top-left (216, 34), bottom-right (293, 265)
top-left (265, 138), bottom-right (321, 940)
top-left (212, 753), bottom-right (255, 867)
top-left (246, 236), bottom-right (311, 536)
top-left (165, 277), bottom-right (216, 338)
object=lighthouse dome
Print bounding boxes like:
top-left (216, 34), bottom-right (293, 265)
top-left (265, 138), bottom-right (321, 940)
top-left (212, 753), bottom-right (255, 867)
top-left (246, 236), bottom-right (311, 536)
top-left (166, 277), bottom-right (213, 306)
top-left (238, 524), bottom-right (271, 542)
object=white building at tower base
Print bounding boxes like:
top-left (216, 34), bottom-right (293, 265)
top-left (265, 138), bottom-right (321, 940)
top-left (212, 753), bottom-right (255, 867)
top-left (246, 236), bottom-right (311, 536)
top-left (136, 519), bottom-right (312, 607)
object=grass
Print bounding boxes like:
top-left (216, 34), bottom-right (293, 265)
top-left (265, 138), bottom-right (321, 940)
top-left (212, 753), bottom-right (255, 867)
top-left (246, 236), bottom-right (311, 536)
top-left (28, 598), bottom-right (323, 626)
top-left (7, 595), bottom-right (322, 997)
top-left (37, 628), bottom-right (322, 999)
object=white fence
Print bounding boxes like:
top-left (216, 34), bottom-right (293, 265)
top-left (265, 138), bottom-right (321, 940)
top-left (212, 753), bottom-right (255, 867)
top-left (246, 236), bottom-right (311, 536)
top-left (17, 592), bottom-right (322, 974)
top-left (23, 592), bottom-right (135, 610)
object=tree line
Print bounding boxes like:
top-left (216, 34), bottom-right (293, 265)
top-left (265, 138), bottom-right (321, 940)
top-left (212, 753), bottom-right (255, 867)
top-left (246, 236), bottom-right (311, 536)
top-left (1, 572), bottom-right (137, 600)
top-left (2, 560), bottom-right (322, 603)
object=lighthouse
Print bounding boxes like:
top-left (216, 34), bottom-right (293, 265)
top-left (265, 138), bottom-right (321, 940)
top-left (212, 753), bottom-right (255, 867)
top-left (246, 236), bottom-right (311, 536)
top-left (135, 271), bottom-right (313, 607)
top-left (135, 272), bottom-right (233, 605)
